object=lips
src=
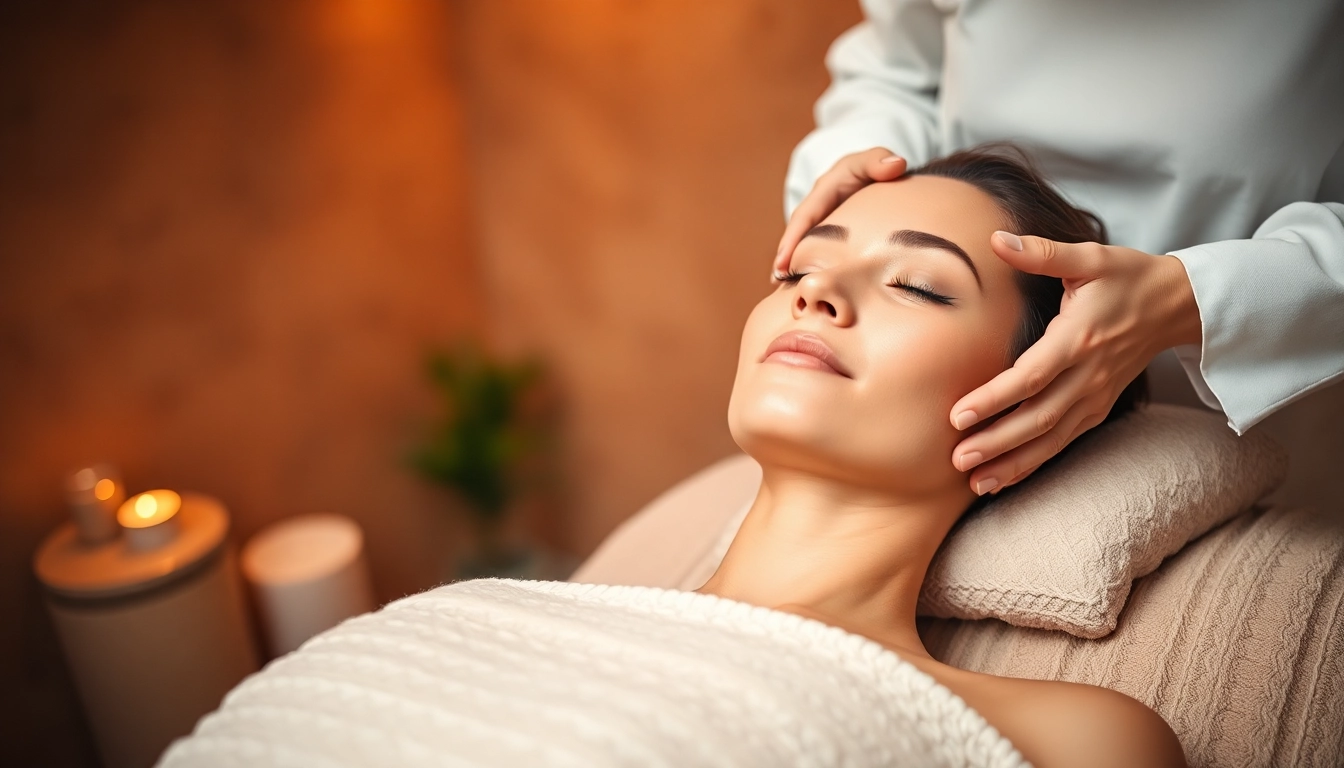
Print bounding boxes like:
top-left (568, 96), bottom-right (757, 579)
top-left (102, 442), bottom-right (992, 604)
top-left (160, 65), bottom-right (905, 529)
top-left (761, 331), bottom-right (852, 378)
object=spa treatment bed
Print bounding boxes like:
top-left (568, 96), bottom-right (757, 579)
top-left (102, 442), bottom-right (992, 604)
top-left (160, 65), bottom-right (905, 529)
top-left (159, 406), bottom-right (1344, 767)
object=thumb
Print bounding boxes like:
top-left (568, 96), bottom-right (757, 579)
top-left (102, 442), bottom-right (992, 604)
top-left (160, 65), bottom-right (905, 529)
top-left (990, 231), bottom-right (1107, 279)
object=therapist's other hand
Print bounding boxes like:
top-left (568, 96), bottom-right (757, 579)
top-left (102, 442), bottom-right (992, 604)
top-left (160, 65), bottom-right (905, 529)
top-left (774, 148), bottom-right (907, 275)
top-left (951, 232), bottom-right (1202, 495)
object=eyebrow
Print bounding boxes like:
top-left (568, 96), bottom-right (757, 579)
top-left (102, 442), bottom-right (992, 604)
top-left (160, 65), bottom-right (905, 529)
top-left (888, 229), bottom-right (982, 288)
top-left (801, 224), bottom-right (983, 289)
top-left (802, 223), bottom-right (849, 242)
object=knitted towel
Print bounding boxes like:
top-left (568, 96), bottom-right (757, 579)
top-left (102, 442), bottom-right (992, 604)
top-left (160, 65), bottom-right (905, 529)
top-left (158, 578), bottom-right (1029, 767)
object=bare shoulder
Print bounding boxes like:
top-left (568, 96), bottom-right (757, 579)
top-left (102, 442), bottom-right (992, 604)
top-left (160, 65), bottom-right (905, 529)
top-left (979, 677), bottom-right (1187, 768)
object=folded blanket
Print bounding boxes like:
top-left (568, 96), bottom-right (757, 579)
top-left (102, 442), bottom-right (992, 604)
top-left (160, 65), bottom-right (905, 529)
top-left (159, 578), bottom-right (1028, 768)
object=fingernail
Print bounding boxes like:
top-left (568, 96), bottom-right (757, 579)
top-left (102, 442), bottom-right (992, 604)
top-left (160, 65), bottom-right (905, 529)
top-left (952, 409), bottom-right (979, 430)
top-left (880, 155), bottom-right (903, 164)
top-left (975, 477), bottom-right (1000, 496)
top-left (995, 231), bottom-right (1023, 251)
top-left (958, 451), bottom-right (983, 472)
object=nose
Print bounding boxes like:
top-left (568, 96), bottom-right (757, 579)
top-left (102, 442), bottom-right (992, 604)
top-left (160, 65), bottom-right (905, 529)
top-left (791, 271), bottom-right (855, 325)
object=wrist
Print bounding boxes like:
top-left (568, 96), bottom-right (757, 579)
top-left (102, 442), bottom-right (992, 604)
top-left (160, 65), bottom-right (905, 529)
top-left (1154, 255), bottom-right (1202, 349)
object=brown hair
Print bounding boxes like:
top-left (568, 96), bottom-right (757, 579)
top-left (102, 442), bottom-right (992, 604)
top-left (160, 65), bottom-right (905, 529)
top-left (910, 143), bottom-right (1147, 429)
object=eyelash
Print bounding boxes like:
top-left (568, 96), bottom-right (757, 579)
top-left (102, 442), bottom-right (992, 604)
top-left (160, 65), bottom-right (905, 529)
top-left (774, 270), bottom-right (955, 306)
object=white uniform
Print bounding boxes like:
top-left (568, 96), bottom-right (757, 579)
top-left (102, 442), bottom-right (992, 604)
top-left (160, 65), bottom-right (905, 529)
top-left (786, 0), bottom-right (1344, 511)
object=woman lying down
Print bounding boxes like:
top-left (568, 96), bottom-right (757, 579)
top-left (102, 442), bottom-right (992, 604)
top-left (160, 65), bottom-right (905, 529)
top-left (160, 147), bottom-right (1185, 768)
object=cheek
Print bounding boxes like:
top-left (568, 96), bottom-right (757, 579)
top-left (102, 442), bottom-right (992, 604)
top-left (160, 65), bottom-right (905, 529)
top-left (732, 295), bottom-right (778, 382)
top-left (852, 314), bottom-right (1010, 468)
top-left (728, 297), bottom-right (770, 420)
top-left (869, 322), bottom-right (1006, 412)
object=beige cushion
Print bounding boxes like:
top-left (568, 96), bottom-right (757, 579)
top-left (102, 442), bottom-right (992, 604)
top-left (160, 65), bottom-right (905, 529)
top-left (919, 505), bottom-right (1344, 768)
top-left (917, 403), bottom-right (1288, 638)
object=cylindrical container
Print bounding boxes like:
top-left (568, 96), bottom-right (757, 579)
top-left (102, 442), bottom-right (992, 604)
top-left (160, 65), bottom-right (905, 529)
top-left (242, 513), bottom-right (376, 658)
top-left (65, 464), bottom-right (125, 545)
top-left (33, 493), bottom-right (259, 768)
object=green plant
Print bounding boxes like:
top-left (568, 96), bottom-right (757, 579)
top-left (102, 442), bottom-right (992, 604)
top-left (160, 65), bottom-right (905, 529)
top-left (410, 341), bottom-right (549, 567)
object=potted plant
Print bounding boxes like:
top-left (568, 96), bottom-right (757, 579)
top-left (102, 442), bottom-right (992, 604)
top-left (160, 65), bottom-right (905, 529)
top-left (410, 341), bottom-right (552, 579)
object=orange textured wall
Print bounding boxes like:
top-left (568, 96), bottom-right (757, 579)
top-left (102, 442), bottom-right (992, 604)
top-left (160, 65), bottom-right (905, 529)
top-left (0, 2), bottom-right (480, 763)
top-left (459, 2), bottom-right (862, 553)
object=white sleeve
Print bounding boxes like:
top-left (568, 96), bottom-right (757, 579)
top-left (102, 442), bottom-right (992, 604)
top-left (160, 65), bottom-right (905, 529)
top-left (1168, 193), bottom-right (1344, 435)
top-left (784, 0), bottom-right (947, 219)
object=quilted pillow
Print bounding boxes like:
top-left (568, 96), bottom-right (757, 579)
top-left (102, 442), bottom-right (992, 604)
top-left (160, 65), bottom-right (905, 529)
top-left (914, 403), bottom-right (1287, 638)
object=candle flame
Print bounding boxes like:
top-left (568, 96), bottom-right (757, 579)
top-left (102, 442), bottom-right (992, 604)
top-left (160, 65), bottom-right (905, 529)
top-left (118, 490), bottom-right (182, 530)
top-left (136, 494), bottom-right (157, 518)
top-left (94, 478), bottom-right (116, 501)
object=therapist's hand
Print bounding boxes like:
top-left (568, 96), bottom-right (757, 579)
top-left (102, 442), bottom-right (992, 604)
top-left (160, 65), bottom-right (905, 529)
top-left (951, 232), bottom-right (1202, 495)
top-left (774, 148), bottom-right (908, 275)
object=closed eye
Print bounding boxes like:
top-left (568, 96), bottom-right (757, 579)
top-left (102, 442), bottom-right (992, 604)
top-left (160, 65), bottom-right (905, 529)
top-left (775, 270), bottom-right (955, 306)
top-left (890, 277), bottom-right (955, 306)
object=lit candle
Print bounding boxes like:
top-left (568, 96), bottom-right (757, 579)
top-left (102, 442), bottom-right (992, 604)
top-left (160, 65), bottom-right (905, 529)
top-left (117, 490), bottom-right (183, 551)
top-left (66, 464), bottom-right (125, 545)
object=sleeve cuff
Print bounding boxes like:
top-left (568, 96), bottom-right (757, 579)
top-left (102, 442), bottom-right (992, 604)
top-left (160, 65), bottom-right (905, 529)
top-left (1170, 343), bottom-right (1237, 432)
top-left (1167, 206), bottom-right (1344, 434)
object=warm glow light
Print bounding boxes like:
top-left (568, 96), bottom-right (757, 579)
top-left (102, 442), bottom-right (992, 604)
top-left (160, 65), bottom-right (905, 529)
top-left (94, 478), bottom-right (116, 501)
top-left (118, 490), bottom-right (182, 530)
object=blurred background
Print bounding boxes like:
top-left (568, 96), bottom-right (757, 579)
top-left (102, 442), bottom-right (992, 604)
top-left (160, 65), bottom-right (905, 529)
top-left (0, 1), bottom-right (862, 764)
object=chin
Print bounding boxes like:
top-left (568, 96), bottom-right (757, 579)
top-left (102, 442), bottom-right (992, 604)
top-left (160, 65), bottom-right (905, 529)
top-left (728, 382), bottom-right (958, 493)
top-left (728, 386), bottom-right (885, 485)
top-left (728, 364), bottom-right (835, 447)
top-left (729, 390), bottom-right (823, 459)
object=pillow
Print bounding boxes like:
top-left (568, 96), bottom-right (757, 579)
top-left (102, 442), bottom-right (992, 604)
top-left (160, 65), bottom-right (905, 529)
top-left (915, 403), bottom-right (1287, 638)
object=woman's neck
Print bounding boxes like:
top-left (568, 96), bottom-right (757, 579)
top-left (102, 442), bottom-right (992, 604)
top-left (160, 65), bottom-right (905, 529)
top-left (695, 466), bottom-right (969, 660)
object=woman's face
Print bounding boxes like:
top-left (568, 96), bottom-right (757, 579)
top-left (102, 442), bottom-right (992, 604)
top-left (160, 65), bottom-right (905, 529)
top-left (728, 175), bottom-right (1025, 496)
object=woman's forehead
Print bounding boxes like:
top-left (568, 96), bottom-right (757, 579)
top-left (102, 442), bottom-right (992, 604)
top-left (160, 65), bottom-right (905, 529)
top-left (817, 176), bottom-right (1013, 278)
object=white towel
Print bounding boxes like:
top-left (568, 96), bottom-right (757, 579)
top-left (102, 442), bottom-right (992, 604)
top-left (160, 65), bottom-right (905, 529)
top-left (159, 578), bottom-right (1028, 767)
